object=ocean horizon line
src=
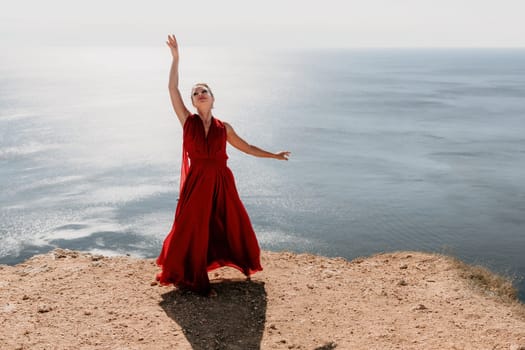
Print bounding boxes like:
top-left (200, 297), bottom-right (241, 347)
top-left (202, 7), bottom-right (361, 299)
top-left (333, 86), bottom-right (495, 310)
top-left (3, 44), bottom-right (525, 51)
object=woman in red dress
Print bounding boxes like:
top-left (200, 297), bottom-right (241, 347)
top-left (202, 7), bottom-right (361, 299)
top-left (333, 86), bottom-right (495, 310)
top-left (156, 34), bottom-right (290, 296)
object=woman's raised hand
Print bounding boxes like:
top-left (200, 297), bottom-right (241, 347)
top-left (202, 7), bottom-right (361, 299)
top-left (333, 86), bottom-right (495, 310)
top-left (166, 34), bottom-right (180, 61)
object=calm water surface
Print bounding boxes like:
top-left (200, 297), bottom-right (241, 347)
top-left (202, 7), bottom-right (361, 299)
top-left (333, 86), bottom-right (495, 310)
top-left (1, 47), bottom-right (524, 300)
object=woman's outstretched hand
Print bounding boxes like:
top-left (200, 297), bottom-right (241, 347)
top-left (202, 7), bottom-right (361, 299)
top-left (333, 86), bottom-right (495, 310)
top-left (166, 34), bottom-right (179, 61)
top-left (275, 151), bottom-right (291, 161)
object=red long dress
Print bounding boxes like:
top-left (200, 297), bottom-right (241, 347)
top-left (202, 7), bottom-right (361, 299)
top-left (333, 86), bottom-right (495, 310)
top-left (156, 114), bottom-right (263, 294)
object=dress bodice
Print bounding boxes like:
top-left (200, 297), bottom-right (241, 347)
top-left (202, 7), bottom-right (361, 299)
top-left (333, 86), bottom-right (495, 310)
top-left (183, 114), bottom-right (228, 161)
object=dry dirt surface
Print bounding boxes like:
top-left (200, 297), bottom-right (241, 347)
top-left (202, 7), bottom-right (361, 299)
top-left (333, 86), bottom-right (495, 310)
top-left (1, 248), bottom-right (525, 350)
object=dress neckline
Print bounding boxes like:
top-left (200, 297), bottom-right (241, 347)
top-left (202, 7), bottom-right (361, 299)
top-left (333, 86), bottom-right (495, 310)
top-left (197, 115), bottom-right (213, 139)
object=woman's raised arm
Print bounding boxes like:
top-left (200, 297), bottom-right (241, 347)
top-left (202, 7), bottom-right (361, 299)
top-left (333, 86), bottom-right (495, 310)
top-left (166, 34), bottom-right (190, 127)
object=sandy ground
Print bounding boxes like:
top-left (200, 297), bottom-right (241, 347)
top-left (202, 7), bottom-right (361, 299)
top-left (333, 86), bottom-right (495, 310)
top-left (1, 248), bottom-right (525, 350)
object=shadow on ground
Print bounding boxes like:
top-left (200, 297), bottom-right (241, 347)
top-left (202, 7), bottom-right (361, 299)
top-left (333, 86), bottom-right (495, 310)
top-left (314, 342), bottom-right (337, 350)
top-left (160, 279), bottom-right (266, 350)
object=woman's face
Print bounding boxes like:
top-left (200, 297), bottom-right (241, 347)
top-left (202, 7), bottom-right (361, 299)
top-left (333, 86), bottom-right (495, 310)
top-left (191, 85), bottom-right (214, 108)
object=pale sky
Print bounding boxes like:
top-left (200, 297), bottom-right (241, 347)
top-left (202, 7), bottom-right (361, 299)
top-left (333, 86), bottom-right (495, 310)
top-left (2, 0), bottom-right (525, 48)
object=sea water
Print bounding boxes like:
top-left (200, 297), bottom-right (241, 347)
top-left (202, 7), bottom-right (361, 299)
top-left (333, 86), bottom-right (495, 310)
top-left (1, 46), bottom-right (524, 300)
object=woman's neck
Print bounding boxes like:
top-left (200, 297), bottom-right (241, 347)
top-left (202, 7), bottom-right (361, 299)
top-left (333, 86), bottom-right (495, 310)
top-left (196, 108), bottom-right (212, 123)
